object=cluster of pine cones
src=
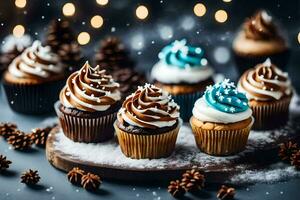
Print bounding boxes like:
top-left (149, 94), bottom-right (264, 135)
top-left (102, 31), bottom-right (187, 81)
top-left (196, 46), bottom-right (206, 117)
top-left (279, 141), bottom-right (300, 170)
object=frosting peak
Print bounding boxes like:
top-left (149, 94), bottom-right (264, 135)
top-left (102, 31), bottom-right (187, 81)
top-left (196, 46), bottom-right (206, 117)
top-left (60, 62), bottom-right (121, 112)
top-left (117, 84), bottom-right (180, 129)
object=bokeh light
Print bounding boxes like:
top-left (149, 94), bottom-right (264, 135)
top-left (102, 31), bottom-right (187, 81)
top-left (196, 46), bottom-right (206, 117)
top-left (13, 25), bottom-right (25, 38)
top-left (96, 0), bottom-right (109, 6)
top-left (77, 32), bottom-right (90, 45)
top-left (193, 3), bottom-right (206, 17)
top-left (214, 46), bottom-right (230, 64)
top-left (90, 15), bottom-right (104, 28)
top-left (215, 10), bottom-right (228, 23)
top-left (223, 0), bottom-right (232, 2)
top-left (62, 3), bottom-right (76, 17)
top-left (15, 0), bottom-right (26, 8)
top-left (136, 5), bottom-right (149, 20)
top-left (298, 32), bottom-right (300, 44)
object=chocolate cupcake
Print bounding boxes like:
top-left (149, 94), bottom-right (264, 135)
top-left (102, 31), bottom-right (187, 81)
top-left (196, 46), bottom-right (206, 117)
top-left (56, 61), bottom-right (121, 143)
top-left (115, 84), bottom-right (180, 159)
top-left (151, 39), bottom-right (214, 122)
top-left (232, 10), bottom-right (289, 75)
top-left (2, 40), bottom-right (65, 114)
top-left (238, 58), bottom-right (293, 130)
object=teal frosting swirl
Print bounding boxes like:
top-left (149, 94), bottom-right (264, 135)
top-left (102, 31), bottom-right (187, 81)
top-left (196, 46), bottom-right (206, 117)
top-left (204, 79), bottom-right (249, 113)
top-left (158, 39), bottom-right (207, 69)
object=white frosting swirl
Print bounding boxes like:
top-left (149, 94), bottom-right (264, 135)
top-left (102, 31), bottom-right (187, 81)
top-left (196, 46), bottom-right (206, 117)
top-left (1, 34), bottom-right (32, 53)
top-left (192, 98), bottom-right (252, 124)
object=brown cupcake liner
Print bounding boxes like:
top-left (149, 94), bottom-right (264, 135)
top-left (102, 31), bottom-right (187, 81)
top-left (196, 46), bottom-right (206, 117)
top-left (250, 96), bottom-right (291, 130)
top-left (114, 122), bottom-right (180, 159)
top-left (190, 117), bottom-right (254, 156)
top-left (55, 102), bottom-right (117, 143)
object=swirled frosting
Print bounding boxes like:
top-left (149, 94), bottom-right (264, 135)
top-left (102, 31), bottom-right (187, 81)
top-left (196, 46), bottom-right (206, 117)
top-left (238, 58), bottom-right (292, 101)
top-left (117, 84), bottom-right (180, 129)
top-left (60, 62), bottom-right (121, 112)
top-left (244, 10), bottom-right (279, 40)
top-left (193, 79), bottom-right (252, 123)
top-left (151, 39), bottom-right (213, 84)
top-left (8, 40), bottom-right (64, 79)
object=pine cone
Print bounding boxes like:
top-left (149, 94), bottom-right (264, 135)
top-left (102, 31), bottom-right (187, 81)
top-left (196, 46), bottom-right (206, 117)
top-left (8, 131), bottom-right (32, 150)
top-left (180, 167), bottom-right (205, 192)
top-left (0, 122), bottom-right (18, 139)
top-left (217, 185), bottom-right (235, 200)
top-left (81, 173), bottom-right (101, 191)
top-left (58, 42), bottom-right (83, 73)
top-left (21, 169), bottom-right (40, 185)
top-left (168, 180), bottom-right (186, 198)
top-left (291, 150), bottom-right (300, 170)
top-left (67, 167), bottom-right (85, 185)
top-left (0, 155), bottom-right (12, 172)
top-left (30, 125), bottom-right (54, 148)
top-left (279, 141), bottom-right (298, 162)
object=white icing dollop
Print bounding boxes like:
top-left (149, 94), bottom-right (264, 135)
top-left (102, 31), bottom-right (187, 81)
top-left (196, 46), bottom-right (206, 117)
top-left (1, 34), bottom-right (32, 53)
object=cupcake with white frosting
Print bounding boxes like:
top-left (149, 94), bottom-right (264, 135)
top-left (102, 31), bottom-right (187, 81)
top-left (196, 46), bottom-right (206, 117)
top-left (2, 40), bottom-right (65, 114)
top-left (114, 83), bottom-right (180, 159)
top-left (151, 39), bottom-right (214, 122)
top-left (56, 61), bottom-right (121, 143)
top-left (238, 58), bottom-right (292, 130)
top-left (190, 79), bottom-right (254, 156)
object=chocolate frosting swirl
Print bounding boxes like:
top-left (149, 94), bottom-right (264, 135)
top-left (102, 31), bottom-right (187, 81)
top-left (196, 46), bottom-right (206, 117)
top-left (238, 58), bottom-right (292, 101)
top-left (244, 10), bottom-right (279, 40)
top-left (118, 84), bottom-right (180, 129)
top-left (60, 62), bottom-right (121, 112)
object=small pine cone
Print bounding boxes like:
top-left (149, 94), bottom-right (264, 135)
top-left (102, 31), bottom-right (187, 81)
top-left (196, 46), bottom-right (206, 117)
top-left (180, 167), bottom-right (205, 192)
top-left (168, 180), bottom-right (186, 199)
top-left (0, 122), bottom-right (18, 139)
top-left (8, 131), bottom-right (32, 150)
top-left (279, 141), bottom-right (298, 162)
top-left (0, 155), bottom-right (12, 172)
top-left (30, 126), bottom-right (53, 148)
top-left (217, 185), bottom-right (235, 200)
top-left (58, 42), bottom-right (83, 73)
top-left (81, 173), bottom-right (102, 191)
top-left (21, 169), bottom-right (40, 185)
top-left (291, 150), bottom-right (300, 170)
top-left (67, 167), bottom-right (85, 185)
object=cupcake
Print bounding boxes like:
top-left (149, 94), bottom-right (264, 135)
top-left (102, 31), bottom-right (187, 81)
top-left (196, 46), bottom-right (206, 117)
top-left (2, 40), bottom-right (65, 114)
top-left (115, 83), bottom-right (180, 159)
top-left (56, 61), bottom-right (121, 143)
top-left (151, 39), bottom-right (214, 122)
top-left (238, 58), bottom-right (292, 130)
top-left (190, 79), bottom-right (254, 156)
top-left (232, 9), bottom-right (289, 75)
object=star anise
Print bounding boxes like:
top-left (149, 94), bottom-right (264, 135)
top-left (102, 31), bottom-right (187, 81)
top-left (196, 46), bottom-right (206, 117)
top-left (217, 185), bottom-right (235, 200)
top-left (20, 169), bottom-right (40, 185)
top-left (8, 131), bottom-right (32, 150)
top-left (180, 167), bottom-right (205, 192)
top-left (0, 122), bottom-right (18, 139)
top-left (0, 155), bottom-right (12, 172)
top-left (67, 167), bottom-right (85, 185)
top-left (279, 141), bottom-right (298, 162)
top-left (168, 180), bottom-right (186, 198)
top-left (30, 126), bottom-right (54, 148)
top-left (291, 150), bottom-right (300, 170)
top-left (81, 173), bottom-right (102, 191)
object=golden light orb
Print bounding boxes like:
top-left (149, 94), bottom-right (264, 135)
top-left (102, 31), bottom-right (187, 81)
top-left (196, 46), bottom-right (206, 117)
top-left (193, 3), bottom-right (206, 17)
top-left (136, 5), bottom-right (149, 20)
top-left (222, 0), bottom-right (232, 2)
top-left (215, 10), bottom-right (228, 23)
top-left (298, 32), bottom-right (300, 44)
top-left (13, 25), bottom-right (25, 38)
top-left (77, 32), bottom-right (90, 45)
top-left (90, 15), bottom-right (104, 28)
top-left (15, 0), bottom-right (26, 8)
top-left (96, 0), bottom-right (109, 6)
top-left (62, 3), bottom-right (76, 17)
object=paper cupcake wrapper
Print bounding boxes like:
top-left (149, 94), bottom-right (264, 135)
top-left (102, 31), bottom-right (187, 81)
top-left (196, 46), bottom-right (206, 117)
top-left (190, 117), bottom-right (254, 156)
top-left (55, 102), bottom-right (117, 143)
top-left (233, 49), bottom-right (290, 76)
top-left (2, 80), bottom-right (64, 114)
top-left (250, 97), bottom-right (291, 130)
top-left (115, 122), bottom-right (180, 159)
top-left (172, 91), bottom-right (203, 122)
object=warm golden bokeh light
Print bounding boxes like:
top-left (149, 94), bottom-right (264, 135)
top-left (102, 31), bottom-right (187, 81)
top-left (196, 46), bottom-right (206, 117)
top-left (90, 15), bottom-right (104, 28)
top-left (13, 25), bottom-right (25, 38)
top-left (136, 5), bottom-right (149, 20)
top-left (15, 0), bottom-right (26, 8)
top-left (215, 10), bottom-right (228, 23)
top-left (77, 32), bottom-right (90, 45)
top-left (298, 32), bottom-right (300, 44)
top-left (62, 3), bottom-right (76, 17)
top-left (223, 0), bottom-right (232, 2)
top-left (193, 3), bottom-right (206, 17)
top-left (96, 0), bottom-right (109, 6)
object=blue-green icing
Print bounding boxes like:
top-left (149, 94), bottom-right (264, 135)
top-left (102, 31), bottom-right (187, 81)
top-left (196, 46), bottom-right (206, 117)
top-left (204, 79), bottom-right (249, 113)
top-left (158, 39), bottom-right (207, 69)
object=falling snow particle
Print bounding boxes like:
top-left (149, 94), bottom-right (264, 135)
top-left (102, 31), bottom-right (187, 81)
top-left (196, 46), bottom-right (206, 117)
top-left (111, 27), bottom-right (116, 32)
top-left (266, 192), bottom-right (269, 195)
top-left (136, 193), bottom-right (140, 197)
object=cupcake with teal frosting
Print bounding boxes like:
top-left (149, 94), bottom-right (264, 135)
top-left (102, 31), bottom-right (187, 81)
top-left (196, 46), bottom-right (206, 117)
top-left (190, 79), bottom-right (254, 156)
top-left (151, 39), bottom-right (214, 122)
